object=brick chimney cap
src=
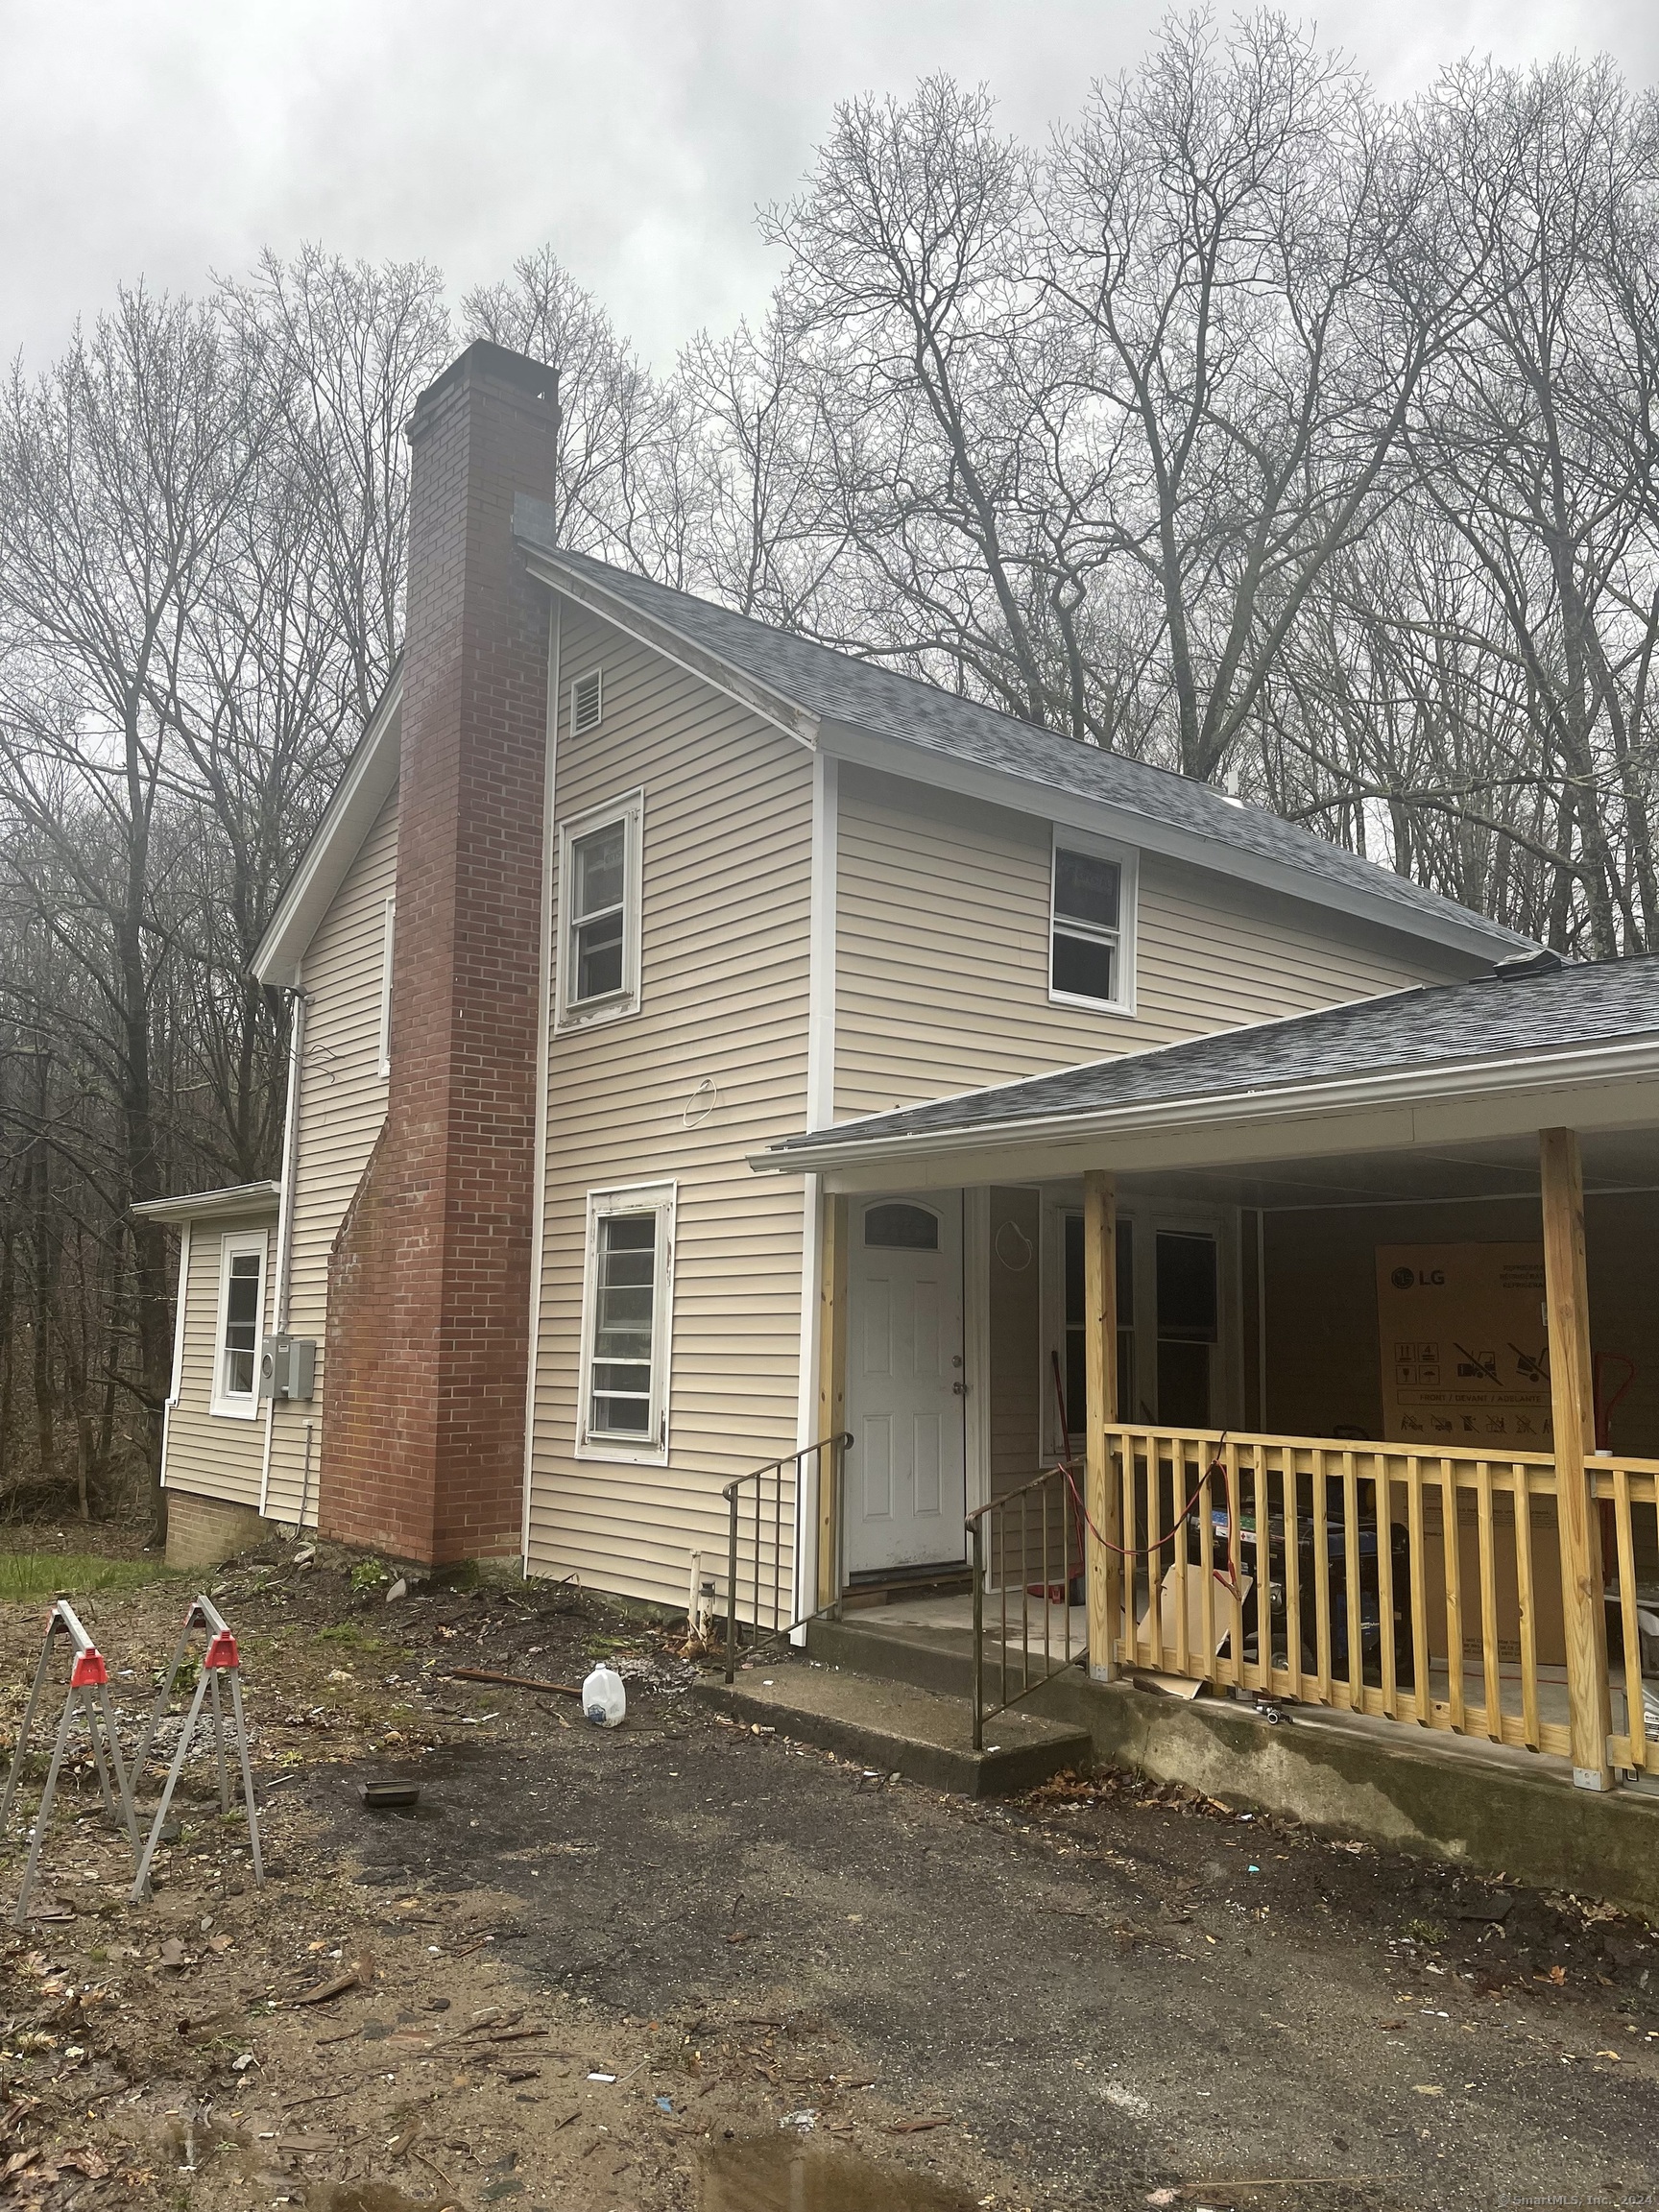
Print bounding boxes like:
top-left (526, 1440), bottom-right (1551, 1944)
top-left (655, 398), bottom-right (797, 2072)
top-left (408, 341), bottom-right (560, 437)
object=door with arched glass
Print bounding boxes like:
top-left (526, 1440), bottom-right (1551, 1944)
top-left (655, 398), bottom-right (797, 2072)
top-left (844, 1191), bottom-right (967, 1576)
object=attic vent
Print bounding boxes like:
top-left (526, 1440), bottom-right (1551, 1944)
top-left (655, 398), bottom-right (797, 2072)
top-left (572, 669), bottom-right (603, 734)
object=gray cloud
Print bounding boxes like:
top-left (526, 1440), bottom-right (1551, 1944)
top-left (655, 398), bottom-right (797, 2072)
top-left (3, 0), bottom-right (1656, 373)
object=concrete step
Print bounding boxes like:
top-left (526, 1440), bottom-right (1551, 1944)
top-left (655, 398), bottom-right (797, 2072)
top-left (693, 1658), bottom-right (1092, 1797)
top-left (805, 1611), bottom-right (981, 1698)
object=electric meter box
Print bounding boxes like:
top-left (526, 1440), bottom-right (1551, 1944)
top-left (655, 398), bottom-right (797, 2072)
top-left (259, 1334), bottom-right (317, 1403)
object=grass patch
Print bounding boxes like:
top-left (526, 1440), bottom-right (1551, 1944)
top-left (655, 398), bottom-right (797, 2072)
top-left (0, 1551), bottom-right (181, 1604)
top-left (314, 1621), bottom-right (394, 1655)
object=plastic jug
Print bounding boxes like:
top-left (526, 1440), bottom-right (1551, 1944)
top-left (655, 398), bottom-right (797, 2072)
top-left (582, 1663), bottom-right (627, 1728)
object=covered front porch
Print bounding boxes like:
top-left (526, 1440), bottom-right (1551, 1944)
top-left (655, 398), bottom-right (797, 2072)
top-left (771, 960), bottom-right (1659, 1803)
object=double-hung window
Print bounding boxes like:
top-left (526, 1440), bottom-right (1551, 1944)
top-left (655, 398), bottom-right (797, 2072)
top-left (578, 1183), bottom-right (675, 1462)
top-left (211, 1232), bottom-right (266, 1420)
top-left (1049, 832), bottom-right (1135, 1012)
top-left (556, 791), bottom-right (643, 1030)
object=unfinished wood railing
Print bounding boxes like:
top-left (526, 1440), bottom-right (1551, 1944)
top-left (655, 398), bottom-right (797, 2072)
top-left (1095, 1424), bottom-right (1659, 1764)
top-left (1595, 1456), bottom-right (1659, 1774)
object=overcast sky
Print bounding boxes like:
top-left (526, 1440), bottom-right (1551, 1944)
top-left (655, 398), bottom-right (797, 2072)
top-left (5, 0), bottom-right (1658, 375)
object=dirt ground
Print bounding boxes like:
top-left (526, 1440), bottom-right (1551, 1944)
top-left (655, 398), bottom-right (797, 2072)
top-left (4, 1532), bottom-right (1659, 2212)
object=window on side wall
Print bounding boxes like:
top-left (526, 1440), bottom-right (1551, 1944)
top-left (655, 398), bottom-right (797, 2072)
top-left (211, 1232), bottom-right (266, 1419)
top-left (578, 1183), bottom-right (675, 1462)
top-left (1049, 832), bottom-right (1135, 1013)
top-left (556, 790), bottom-right (643, 1031)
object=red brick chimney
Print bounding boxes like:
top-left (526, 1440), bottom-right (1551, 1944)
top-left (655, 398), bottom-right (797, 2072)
top-left (322, 342), bottom-right (560, 1564)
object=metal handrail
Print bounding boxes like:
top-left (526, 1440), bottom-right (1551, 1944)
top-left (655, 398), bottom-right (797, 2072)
top-left (722, 1432), bottom-right (854, 1682)
top-left (968, 1461), bottom-right (1084, 1751)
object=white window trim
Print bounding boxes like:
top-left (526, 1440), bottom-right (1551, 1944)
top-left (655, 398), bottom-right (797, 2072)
top-left (575, 1180), bottom-right (676, 1466)
top-left (1047, 825), bottom-right (1137, 1016)
top-left (377, 897), bottom-right (395, 1080)
top-left (209, 1229), bottom-right (267, 1421)
top-left (571, 666), bottom-right (603, 734)
top-left (555, 788), bottom-right (644, 1034)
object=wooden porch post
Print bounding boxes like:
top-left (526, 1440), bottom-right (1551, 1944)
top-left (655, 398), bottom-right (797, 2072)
top-left (1540, 1127), bottom-right (1613, 1791)
top-left (815, 1191), bottom-right (850, 1614)
top-left (1084, 1169), bottom-right (1119, 1682)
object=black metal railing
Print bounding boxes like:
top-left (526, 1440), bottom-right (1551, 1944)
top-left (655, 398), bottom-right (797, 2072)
top-left (722, 1433), bottom-right (854, 1683)
top-left (967, 1462), bottom-right (1084, 1750)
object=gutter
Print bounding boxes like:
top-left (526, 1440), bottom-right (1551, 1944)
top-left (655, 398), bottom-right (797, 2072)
top-left (749, 1032), bottom-right (1659, 1176)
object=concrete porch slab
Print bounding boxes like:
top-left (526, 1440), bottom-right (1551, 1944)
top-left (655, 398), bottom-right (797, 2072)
top-left (809, 1612), bottom-right (1659, 1915)
top-left (692, 1661), bottom-right (1093, 1797)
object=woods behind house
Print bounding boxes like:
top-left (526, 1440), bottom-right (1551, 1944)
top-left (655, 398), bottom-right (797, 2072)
top-left (3, 20), bottom-right (1657, 1520)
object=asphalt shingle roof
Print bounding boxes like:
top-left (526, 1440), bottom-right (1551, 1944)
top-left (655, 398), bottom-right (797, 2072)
top-left (766, 954), bottom-right (1659, 1153)
top-left (516, 513), bottom-right (1531, 956)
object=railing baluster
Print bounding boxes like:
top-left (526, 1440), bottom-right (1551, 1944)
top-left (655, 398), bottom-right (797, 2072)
top-left (1284, 1449), bottom-right (1302, 1702)
top-left (1310, 1450), bottom-right (1331, 1704)
top-left (1225, 1441), bottom-right (1244, 1690)
top-left (1342, 1450), bottom-right (1363, 1714)
top-left (1514, 1464), bottom-right (1541, 1750)
top-left (1407, 1459), bottom-right (1431, 1725)
top-left (1198, 1450), bottom-right (1216, 1687)
top-left (1612, 1462), bottom-right (1646, 1772)
top-left (1476, 1461), bottom-right (1502, 1743)
top-left (1376, 1458), bottom-right (1397, 1722)
top-left (1441, 1457), bottom-right (1465, 1735)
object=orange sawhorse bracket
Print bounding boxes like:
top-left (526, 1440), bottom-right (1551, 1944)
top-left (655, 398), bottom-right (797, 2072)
top-left (131, 1596), bottom-right (262, 1902)
top-left (1, 1601), bottom-right (141, 1927)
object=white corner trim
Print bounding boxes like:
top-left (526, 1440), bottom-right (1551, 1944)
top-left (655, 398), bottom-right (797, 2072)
top-left (806, 752), bottom-right (838, 1131)
top-left (376, 901), bottom-right (395, 1080)
top-left (963, 1188), bottom-right (992, 1516)
top-left (521, 601), bottom-right (561, 1572)
top-left (791, 1174), bottom-right (825, 1631)
top-left (158, 1220), bottom-right (192, 1491)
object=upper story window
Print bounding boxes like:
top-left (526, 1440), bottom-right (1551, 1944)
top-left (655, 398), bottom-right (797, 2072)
top-left (571, 668), bottom-right (603, 734)
top-left (556, 789), bottom-right (644, 1032)
top-left (1049, 831), bottom-right (1136, 1013)
top-left (211, 1232), bottom-right (266, 1420)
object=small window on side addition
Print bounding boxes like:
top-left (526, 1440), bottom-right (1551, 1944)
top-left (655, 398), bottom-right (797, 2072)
top-left (556, 791), bottom-right (643, 1031)
top-left (1050, 834), bottom-right (1134, 1011)
top-left (211, 1233), bottom-right (266, 1420)
top-left (571, 668), bottom-right (603, 735)
top-left (579, 1184), bottom-right (675, 1464)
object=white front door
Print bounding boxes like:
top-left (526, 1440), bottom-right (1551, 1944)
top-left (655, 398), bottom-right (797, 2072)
top-left (845, 1191), bottom-right (967, 1576)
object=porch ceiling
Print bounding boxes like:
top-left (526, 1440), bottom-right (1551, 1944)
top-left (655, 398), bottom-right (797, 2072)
top-left (1108, 1124), bottom-right (1659, 1213)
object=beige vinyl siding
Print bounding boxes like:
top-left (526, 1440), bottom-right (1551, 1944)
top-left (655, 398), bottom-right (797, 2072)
top-left (526, 603), bottom-right (814, 1610)
top-left (833, 765), bottom-right (1479, 1118)
top-left (264, 789), bottom-right (398, 1524)
top-left (161, 1212), bottom-right (276, 1509)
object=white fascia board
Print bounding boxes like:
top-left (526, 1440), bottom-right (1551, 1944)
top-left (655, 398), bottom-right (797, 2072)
top-left (749, 1037), bottom-right (1659, 1184)
top-left (516, 539), bottom-right (819, 753)
top-left (817, 719), bottom-right (1527, 967)
top-left (132, 1181), bottom-right (281, 1225)
top-left (252, 672), bottom-right (403, 987)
